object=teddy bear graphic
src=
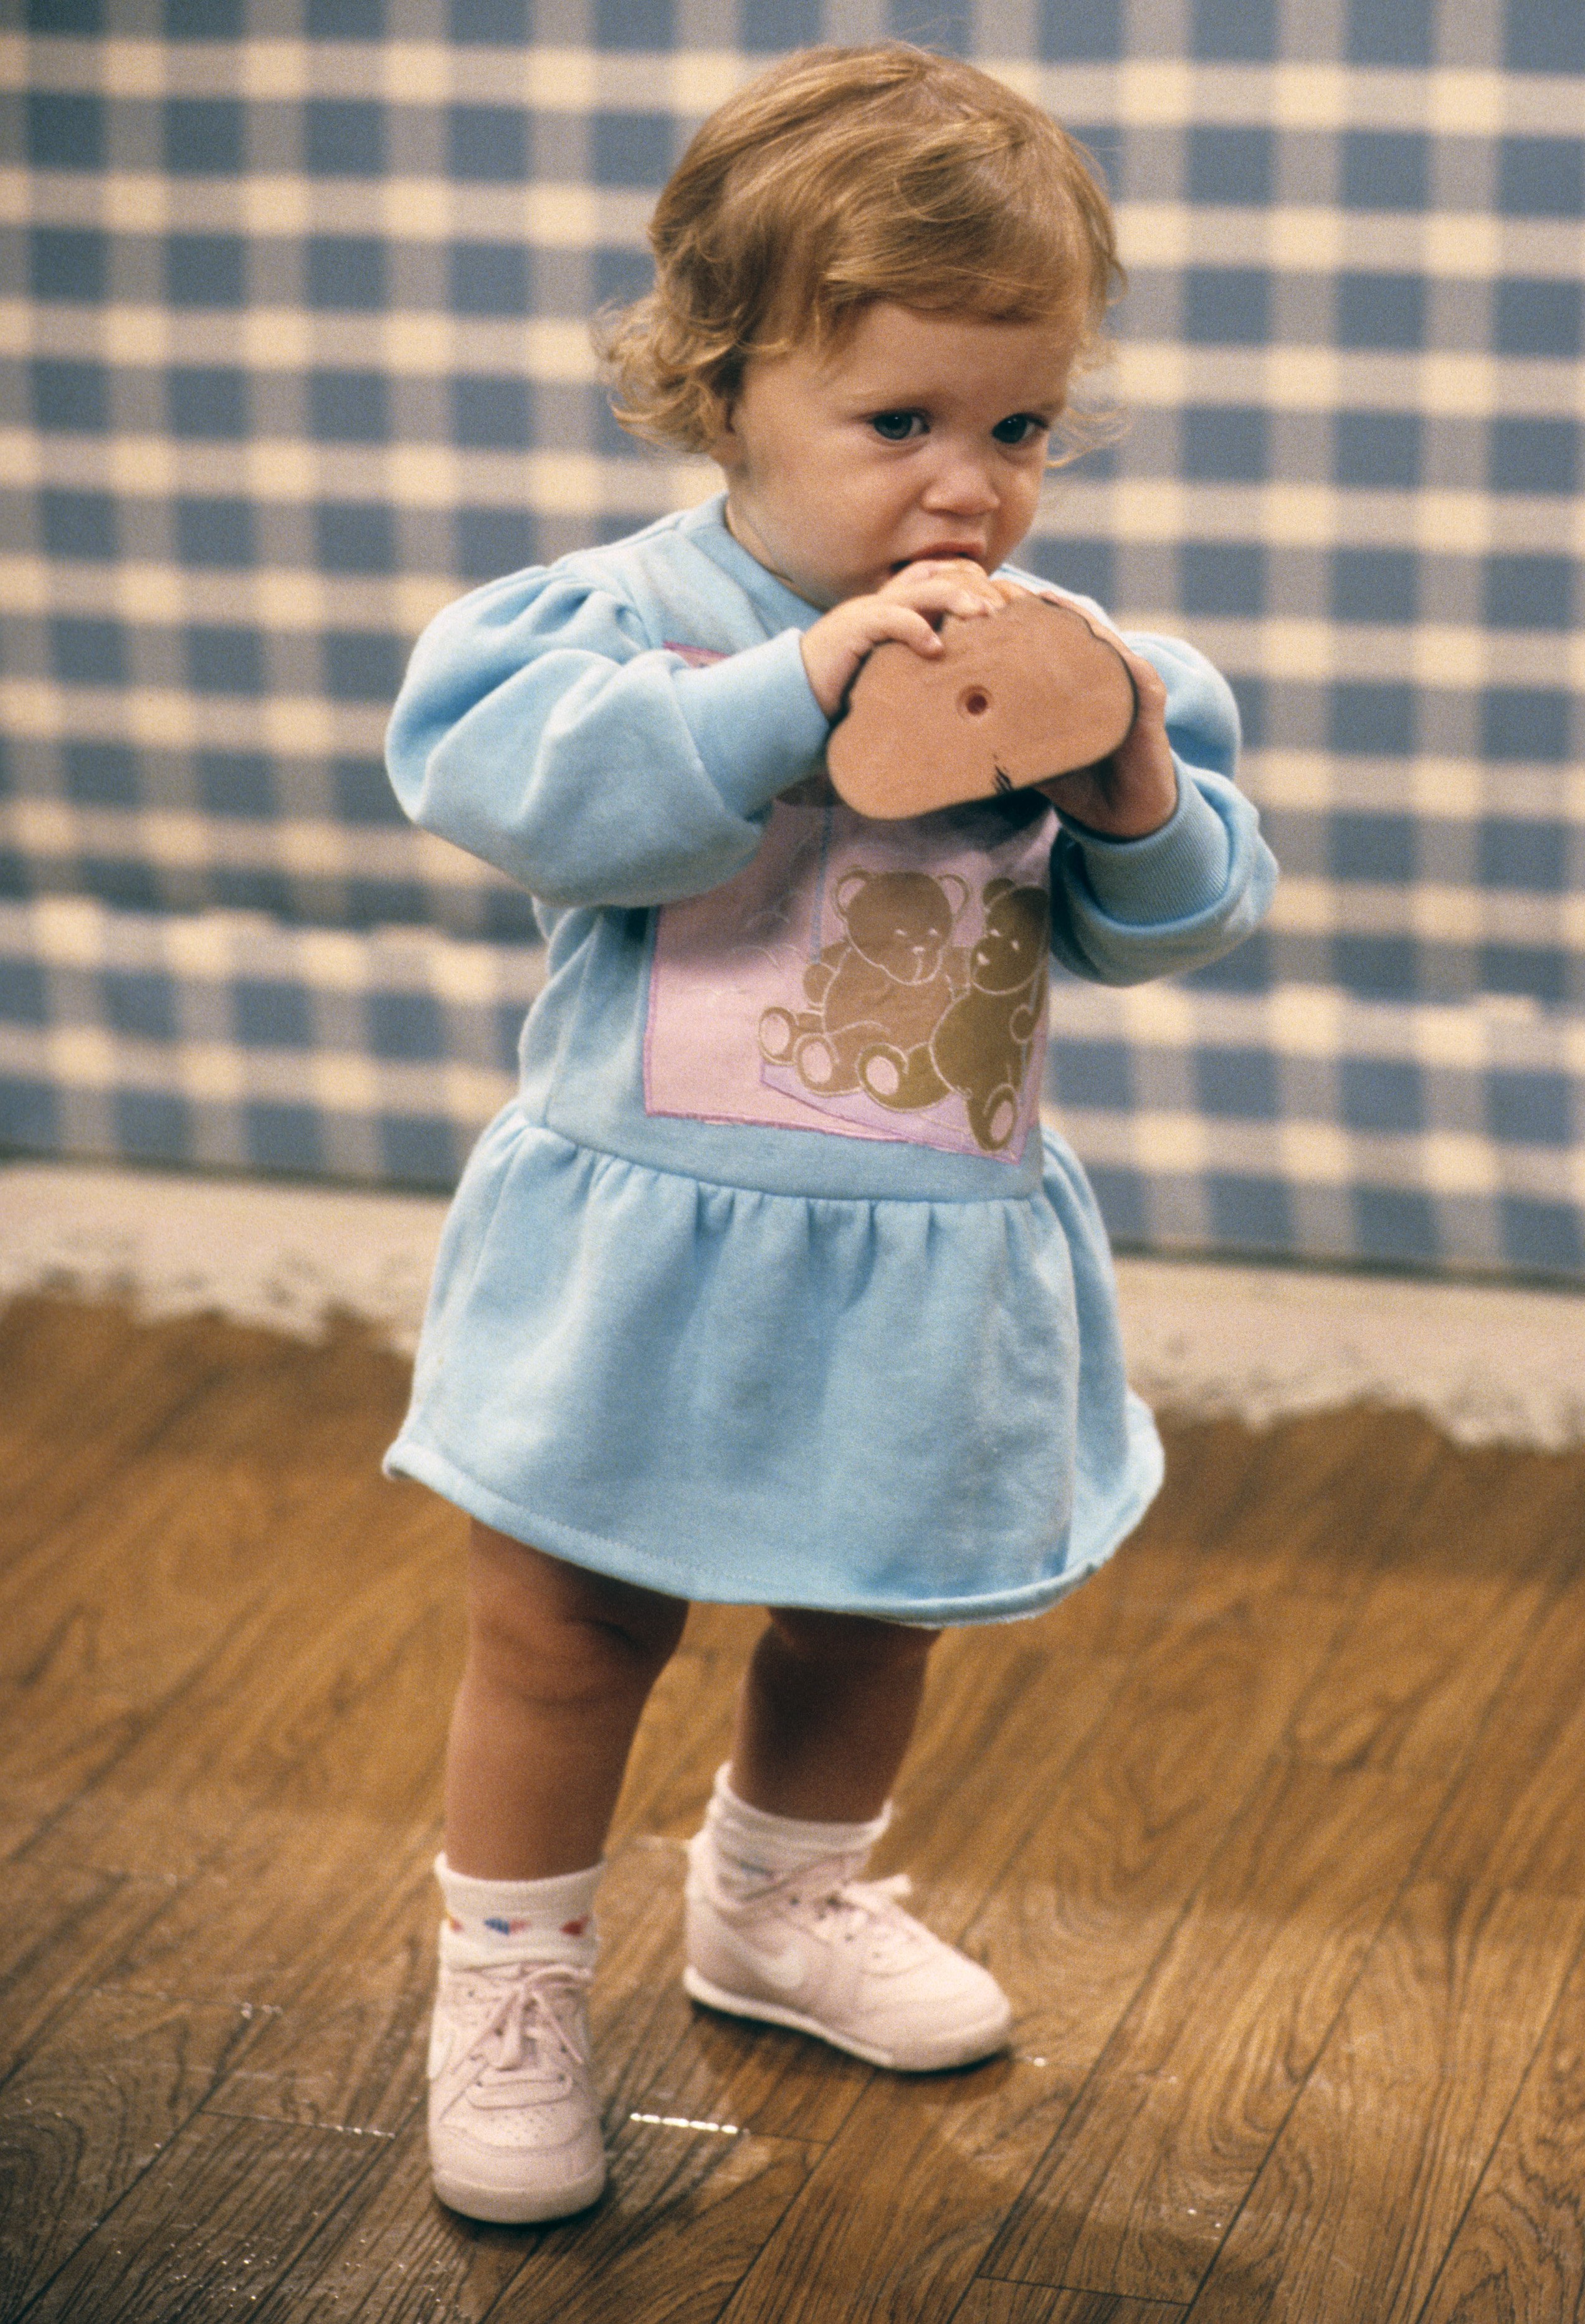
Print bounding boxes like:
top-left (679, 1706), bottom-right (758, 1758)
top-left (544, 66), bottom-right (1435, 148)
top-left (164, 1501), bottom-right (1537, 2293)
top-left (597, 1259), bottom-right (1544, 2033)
top-left (855, 878), bottom-right (1050, 1154)
top-left (757, 867), bottom-right (967, 1098)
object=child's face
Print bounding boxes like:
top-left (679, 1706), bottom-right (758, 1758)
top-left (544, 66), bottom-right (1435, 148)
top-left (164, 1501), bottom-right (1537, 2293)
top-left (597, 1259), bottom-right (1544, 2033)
top-left (711, 302), bottom-right (1075, 610)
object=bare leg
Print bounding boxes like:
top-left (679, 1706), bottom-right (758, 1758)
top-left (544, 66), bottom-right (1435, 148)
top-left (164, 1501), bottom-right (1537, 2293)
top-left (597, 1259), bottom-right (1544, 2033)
top-left (444, 1520), bottom-right (689, 1879)
top-left (727, 1608), bottom-right (941, 1822)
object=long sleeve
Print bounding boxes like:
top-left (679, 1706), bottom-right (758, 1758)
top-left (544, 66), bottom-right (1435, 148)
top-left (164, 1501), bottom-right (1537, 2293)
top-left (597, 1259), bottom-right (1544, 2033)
top-left (1049, 631), bottom-right (1277, 985)
top-left (386, 567), bottom-right (832, 909)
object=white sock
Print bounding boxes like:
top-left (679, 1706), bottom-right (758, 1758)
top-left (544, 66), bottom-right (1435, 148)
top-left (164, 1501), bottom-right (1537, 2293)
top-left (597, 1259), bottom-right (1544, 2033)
top-left (435, 1853), bottom-right (601, 1969)
top-left (699, 1765), bottom-right (890, 1900)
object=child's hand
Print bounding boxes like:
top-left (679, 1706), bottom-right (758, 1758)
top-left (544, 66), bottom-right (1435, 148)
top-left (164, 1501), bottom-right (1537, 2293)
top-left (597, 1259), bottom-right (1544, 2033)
top-left (801, 559), bottom-right (1012, 719)
top-left (1033, 608), bottom-right (1178, 840)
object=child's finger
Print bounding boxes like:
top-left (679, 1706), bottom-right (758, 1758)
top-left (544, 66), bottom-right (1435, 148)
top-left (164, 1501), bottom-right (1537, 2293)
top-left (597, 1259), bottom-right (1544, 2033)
top-left (869, 605), bottom-right (948, 658)
top-left (888, 575), bottom-right (1002, 624)
top-left (882, 559), bottom-right (1003, 616)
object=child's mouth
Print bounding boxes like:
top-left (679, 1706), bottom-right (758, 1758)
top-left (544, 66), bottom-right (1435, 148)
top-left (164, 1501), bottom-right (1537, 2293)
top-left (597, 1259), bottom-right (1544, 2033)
top-left (893, 547), bottom-right (986, 569)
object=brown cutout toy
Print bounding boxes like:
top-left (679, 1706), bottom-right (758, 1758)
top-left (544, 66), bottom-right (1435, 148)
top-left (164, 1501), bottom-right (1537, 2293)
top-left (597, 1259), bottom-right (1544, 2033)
top-left (826, 591), bottom-right (1136, 821)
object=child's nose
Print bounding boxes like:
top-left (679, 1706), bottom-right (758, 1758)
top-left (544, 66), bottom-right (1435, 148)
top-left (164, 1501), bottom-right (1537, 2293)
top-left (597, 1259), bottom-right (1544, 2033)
top-left (919, 446), bottom-right (1000, 517)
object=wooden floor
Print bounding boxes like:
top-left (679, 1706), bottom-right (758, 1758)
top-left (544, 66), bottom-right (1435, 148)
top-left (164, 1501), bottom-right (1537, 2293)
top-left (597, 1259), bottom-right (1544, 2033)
top-left (4, 1294), bottom-right (1585, 2323)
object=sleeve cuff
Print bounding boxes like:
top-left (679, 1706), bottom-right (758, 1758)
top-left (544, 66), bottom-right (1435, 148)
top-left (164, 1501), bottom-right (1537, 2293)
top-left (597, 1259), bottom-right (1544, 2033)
top-left (1060, 765), bottom-right (1233, 925)
top-left (671, 628), bottom-right (832, 818)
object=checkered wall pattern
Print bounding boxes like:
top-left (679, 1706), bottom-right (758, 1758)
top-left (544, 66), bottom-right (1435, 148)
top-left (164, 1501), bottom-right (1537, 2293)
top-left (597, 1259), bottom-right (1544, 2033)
top-left (3, 1), bottom-right (1583, 1278)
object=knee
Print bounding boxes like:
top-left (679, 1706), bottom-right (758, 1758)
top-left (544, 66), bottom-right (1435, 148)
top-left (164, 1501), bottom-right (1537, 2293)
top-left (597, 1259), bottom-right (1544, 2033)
top-left (467, 1524), bottom-right (687, 1705)
top-left (763, 1607), bottom-right (941, 1680)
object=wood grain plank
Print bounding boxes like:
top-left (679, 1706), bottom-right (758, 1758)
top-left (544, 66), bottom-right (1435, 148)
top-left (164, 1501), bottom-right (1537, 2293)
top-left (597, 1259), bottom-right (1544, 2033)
top-left (982, 1760), bottom-right (1447, 2300)
top-left (708, 1582), bottom-right (1345, 2324)
top-left (985, 1474), bottom-right (1576, 2302)
top-left (0, 1554), bottom-right (452, 2120)
top-left (231, 2105), bottom-right (817, 2324)
top-left (0, 1987), bottom-right (265, 2319)
top-left (1105, 1417), bottom-right (1326, 1611)
top-left (0, 1311), bottom-right (438, 1872)
top-left (1186, 1883), bottom-right (1585, 2324)
top-left (14, 2108), bottom-right (391, 2324)
top-left (0, 1357), bottom-right (461, 2159)
top-left (152, 1815), bottom-right (440, 2138)
top-left (884, 1562), bottom-right (1170, 1878)
top-left (1275, 1427), bottom-right (1564, 1784)
top-left (956, 2291), bottom-right (1188, 2324)
top-left (0, 1296), bottom-right (241, 1557)
top-left (976, 1587), bottom-right (1348, 2077)
top-left (1123, 1411), bottom-right (1451, 1617)
top-left (728, 2058), bottom-right (1072, 2324)
top-left (485, 2112), bottom-right (819, 2324)
top-left (1427, 1577), bottom-right (1585, 1903)
top-left (11, 1306), bottom-right (1585, 2324)
top-left (1417, 1926), bottom-right (1585, 2324)
top-left (0, 1319), bottom-right (419, 1699)
top-left (0, 1855), bottom-right (196, 2082)
top-left (34, 1471), bottom-right (454, 1880)
top-left (0, 1676), bottom-right (181, 1865)
top-left (231, 2121), bottom-right (546, 2324)
top-left (1347, 1433), bottom-right (1585, 1590)
top-left (46, 1574), bottom-right (457, 2136)
top-left (1285, 1568), bottom-right (1547, 1776)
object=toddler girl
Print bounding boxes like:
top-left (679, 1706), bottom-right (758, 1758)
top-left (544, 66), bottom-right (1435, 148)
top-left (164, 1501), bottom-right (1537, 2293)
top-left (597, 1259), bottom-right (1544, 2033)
top-left (384, 44), bottom-right (1277, 2224)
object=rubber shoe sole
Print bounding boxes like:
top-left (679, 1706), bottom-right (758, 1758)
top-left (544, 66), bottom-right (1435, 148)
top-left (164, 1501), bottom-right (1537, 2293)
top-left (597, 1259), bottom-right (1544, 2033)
top-left (682, 1962), bottom-right (1011, 2073)
top-left (432, 2152), bottom-right (607, 2225)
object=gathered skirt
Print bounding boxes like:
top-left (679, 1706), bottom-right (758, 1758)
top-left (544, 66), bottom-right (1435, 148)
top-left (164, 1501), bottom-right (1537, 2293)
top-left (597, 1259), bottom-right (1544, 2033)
top-left (385, 1104), bottom-right (1162, 1623)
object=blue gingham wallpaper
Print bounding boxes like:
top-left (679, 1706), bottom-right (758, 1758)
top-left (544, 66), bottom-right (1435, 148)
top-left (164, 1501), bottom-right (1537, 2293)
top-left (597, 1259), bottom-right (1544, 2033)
top-left (2, 1), bottom-right (1582, 1279)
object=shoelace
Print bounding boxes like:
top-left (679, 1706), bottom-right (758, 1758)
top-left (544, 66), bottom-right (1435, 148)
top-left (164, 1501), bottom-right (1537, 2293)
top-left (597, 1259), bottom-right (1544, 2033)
top-left (449, 1961), bottom-right (594, 2102)
top-left (745, 1852), bottom-right (930, 1963)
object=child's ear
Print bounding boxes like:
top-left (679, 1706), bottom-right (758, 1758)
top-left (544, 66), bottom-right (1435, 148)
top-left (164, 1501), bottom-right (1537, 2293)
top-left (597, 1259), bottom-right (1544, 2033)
top-left (707, 403), bottom-right (743, 471)
top-left (698, 370), bottom-right (742, 467)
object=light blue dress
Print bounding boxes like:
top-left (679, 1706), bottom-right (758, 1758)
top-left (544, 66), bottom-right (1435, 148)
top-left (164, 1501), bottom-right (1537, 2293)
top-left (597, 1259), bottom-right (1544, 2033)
top-left (383, 495), bottom-right (1277, 1623)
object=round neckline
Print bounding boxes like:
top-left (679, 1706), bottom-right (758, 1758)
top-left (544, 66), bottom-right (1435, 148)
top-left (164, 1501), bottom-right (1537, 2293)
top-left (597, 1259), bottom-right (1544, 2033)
top-left (678, 493), bottom-right (822, 628)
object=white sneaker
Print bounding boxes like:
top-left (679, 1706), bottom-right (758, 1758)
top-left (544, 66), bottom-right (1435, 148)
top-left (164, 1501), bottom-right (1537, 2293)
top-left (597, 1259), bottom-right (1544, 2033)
top-left (427, 1956), bottom-right (606, 2222)
top-left (682, 1834), bottom-right (1012, 2072)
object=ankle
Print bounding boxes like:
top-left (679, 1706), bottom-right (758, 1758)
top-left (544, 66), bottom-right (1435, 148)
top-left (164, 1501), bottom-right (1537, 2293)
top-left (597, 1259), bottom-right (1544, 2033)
top-left (698, 1766), bottom-right (890, 1900)
top-left (436, 1853), bottom-right (602, 1969)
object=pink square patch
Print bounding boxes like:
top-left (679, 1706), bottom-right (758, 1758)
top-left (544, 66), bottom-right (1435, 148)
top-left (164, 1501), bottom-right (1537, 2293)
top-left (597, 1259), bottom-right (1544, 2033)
top-left (644, 795), bottom-right (1053, 1162)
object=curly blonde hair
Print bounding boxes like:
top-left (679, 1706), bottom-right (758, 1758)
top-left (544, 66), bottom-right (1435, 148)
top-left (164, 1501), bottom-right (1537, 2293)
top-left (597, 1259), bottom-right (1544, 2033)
top-left (597, 44), bottom-right (1123, 457)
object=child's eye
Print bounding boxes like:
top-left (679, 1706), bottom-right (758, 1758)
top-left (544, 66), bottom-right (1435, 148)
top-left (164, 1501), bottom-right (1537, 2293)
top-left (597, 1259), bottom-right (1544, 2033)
top-left (869, 411), bottom-right (926, 442)
top-left (991, 414), bottom-right (1049, 446)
